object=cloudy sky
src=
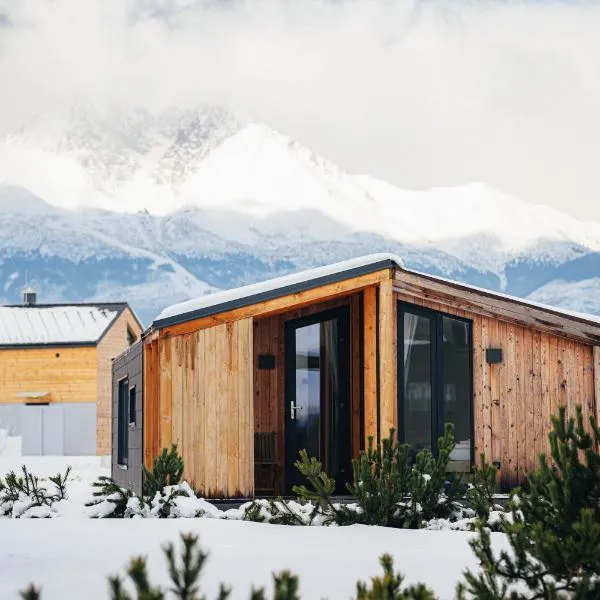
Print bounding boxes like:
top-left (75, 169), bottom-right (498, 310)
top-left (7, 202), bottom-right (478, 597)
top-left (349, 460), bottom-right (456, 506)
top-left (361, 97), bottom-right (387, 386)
top-left (1, 0), bottom-right (599, 221)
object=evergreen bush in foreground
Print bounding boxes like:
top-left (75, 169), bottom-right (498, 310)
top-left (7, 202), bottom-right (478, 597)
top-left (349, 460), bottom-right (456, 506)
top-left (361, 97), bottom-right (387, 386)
top-left (0, 465), bottom-right (71, 518)
top-left (457, 405), bottom-right (600, 599)
top-left (287, 424), bottom-right (493, 529)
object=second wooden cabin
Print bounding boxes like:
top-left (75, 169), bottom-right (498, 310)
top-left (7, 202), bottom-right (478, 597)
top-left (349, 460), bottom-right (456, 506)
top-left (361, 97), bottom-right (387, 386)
top-left (112, 254), bottom-right (600, 496)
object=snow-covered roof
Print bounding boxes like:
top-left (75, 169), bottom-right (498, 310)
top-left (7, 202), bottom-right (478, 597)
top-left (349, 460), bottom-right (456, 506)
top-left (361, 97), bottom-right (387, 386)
top-left (153, 253), bottom-right (600, 337)
top-left (155, 254), bottom-right (404, 326)
top-left (406, 267), bottom-right (600, 327)
top-left (0, 303), bottom-right (128, 346)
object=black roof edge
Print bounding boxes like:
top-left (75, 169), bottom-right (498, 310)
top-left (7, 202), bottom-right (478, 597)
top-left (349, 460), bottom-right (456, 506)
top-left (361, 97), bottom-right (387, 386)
top-left (0, 341), bottom-right (98, 350)
top-left (2, 301), bottom-right (130, 309)
top-left (153, 258), bottom-right (397, 330)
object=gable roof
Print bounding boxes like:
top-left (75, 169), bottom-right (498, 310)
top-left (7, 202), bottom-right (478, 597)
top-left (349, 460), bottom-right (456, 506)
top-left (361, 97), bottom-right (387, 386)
top-left (0, 303), bottom-right (133, 347)
top-left (152, 253), bottom-right (600, 343)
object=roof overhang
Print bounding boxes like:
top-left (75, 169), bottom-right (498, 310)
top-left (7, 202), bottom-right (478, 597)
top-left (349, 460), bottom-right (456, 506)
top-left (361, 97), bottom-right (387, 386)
top-left (153, 256), bottom-right (400, 330)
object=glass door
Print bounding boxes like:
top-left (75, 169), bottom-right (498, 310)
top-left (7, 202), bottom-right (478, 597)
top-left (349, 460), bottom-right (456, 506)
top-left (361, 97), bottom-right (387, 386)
top-left (284, 307), bottom-right (351, 493)
top-left (398, 302), bottom-right (473, 464)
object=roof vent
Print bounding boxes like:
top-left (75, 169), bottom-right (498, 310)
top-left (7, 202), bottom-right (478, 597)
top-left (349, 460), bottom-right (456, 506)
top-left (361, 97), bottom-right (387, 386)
top-left (23, 287), bottom-right (37, 306)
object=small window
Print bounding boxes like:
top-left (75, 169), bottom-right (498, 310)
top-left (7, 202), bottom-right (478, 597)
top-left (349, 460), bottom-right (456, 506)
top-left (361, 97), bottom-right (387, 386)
top-left (127, 326), bottom-right (137, 346)
top-left (129, 386), bottom-right (136, 426)
top-left (117, 378), bottom-right (129, 466)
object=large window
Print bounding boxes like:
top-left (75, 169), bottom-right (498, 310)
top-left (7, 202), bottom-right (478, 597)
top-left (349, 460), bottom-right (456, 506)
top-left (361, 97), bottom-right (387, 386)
top-left (117, 378), bottom-right (129, 466)
top-left (398, 303), bottom-right (472, 467)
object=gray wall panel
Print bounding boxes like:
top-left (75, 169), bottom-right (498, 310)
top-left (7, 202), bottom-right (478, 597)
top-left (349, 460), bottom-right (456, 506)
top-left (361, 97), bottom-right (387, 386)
top-left (21, 406), bottom-right (43, 456)
top-left (41, 405), bottom-right (64, 455)
top-left (0, 404), bottom-right (23, 435)
top-left (0, 402), bottom-right (96, 456)
top-left (63, 403), bottom-right (96, 455)
top-left (111, 341), bottom-right (144, 496)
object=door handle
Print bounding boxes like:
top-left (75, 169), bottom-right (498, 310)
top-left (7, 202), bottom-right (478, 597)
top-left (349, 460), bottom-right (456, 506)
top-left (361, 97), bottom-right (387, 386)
top-left (290, 401), bottom-right (301, 420)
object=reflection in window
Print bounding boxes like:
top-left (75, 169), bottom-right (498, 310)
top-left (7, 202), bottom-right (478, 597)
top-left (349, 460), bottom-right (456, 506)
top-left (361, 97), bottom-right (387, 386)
top-left (443, 317), bottom-right (471, 464)
top-left (400, 305), bottom-right (472, 466)
top-left (403, 313), bottom-right (433, 452)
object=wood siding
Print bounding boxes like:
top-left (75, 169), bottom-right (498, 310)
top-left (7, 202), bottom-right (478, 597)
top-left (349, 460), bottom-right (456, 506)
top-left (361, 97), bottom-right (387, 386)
top-left (138, 262), bottom-right (600, 498)
top-left (96, 308), bottom-right (143, 455)
top-left (0, 346), bottom-right (98, 405)
top-left (395, 291), bottom-right (597, 488)
top-left (144, 319), bottom-right (253, 497)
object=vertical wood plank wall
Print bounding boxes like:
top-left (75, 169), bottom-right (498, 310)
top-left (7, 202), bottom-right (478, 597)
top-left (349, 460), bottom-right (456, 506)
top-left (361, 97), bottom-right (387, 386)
top-left (363, 286), bottom-right (378, 442)
top-left (143, 319), bottom-right (253, 497)
top-left (395, 292), bottom-right (597, 487)
top-left (378, 276), bottom-right (397, 440)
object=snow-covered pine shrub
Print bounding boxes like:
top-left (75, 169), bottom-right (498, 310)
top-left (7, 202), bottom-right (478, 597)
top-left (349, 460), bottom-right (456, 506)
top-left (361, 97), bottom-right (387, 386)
top-left (148, 482), bottom-right (214, 519)
top-left (143, 444), bottom-right (184, 498)
top-left (240, 498), bottom-right (326, 526)
top-left (458, 405), bottom-right (600, 599)
top-left (86, 476), bottom-right (140, 518)
top-left (20, 532), bottom-right (438, 600)
top-left (0, 465), bottom-right (71, 518)
top-left (87, 476), bottom-right (220, 519)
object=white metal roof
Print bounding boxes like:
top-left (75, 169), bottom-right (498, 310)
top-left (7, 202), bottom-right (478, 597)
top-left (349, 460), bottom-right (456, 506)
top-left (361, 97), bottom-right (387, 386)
top-left (154, 253), bottom-right (600, 332)
top-left (0, 304), bottom-right (122, 346)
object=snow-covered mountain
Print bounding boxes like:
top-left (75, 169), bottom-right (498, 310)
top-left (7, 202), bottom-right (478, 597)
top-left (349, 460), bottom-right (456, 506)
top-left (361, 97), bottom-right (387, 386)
top-left (0, 105), bottom-right (599, 325)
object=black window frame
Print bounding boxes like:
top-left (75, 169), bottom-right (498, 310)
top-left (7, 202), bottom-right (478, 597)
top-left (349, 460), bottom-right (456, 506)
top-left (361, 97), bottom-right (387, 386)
top-left (397, 301), bottom-right (474, 464)
top-left (117, 377), bottom-right (129, 466)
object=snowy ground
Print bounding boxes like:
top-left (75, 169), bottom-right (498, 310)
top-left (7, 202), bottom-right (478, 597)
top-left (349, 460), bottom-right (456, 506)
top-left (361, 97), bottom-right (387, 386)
top-left (0, 454), bottom-right (510, 600)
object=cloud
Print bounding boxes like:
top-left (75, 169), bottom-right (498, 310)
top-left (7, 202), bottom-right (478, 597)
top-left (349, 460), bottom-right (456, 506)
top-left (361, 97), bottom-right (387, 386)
top-left (1, 0), bottom-right (600, 221)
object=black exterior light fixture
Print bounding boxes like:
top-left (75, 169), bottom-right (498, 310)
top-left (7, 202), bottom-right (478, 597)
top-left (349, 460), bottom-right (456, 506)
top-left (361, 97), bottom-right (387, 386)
top-left (486, 348), bottom-right (503, 364)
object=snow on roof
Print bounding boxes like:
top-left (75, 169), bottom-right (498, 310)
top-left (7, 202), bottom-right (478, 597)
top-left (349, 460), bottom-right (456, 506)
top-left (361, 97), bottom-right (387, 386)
top-left (0, 304), bottom-right (123, 346)
top-left (154, 253), bottom-right (600, 332)
top-left (155, 253), bottom-right (404, 325)
top-left (406, 267), bottom-right (600, 327)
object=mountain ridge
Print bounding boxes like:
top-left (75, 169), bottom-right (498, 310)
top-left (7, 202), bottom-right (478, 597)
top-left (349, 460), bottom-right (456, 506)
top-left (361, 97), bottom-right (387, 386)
top-left (0, 106), bottom-right (599, 325)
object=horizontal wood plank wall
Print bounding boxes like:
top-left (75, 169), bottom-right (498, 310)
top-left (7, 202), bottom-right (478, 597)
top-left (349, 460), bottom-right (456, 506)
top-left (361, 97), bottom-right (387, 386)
top-left (0, 346), bottom-right (97, 405)
top-left (395, 292), bottom-right (597, 488)
top-left (252, 295), bottom-right (362, 494)
top-left (146, 319), bottom-right (253, 497)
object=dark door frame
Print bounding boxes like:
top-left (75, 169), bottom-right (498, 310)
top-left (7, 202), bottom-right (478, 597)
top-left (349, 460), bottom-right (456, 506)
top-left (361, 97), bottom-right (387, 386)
top-left (396, 301), bottom-right (474, 462)
top-left (283, 305), bottom-right (352, 493)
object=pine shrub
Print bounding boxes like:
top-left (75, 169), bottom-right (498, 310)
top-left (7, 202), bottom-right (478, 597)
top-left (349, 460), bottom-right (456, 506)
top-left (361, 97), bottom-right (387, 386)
top-left (0, 465), bottom-right (72, 518)
top-left (293, 425), bottom-right (469, 528)
top-left (465, 454), bottom-right (499, 522)
top-left (143, 445), bottom-right (185, 498)
top-left (355, 554), bottom-right (437, 600)
top-left (457, 405), bottom-right (600, 599)
top-left (86, 475), bottom-right (139, 518)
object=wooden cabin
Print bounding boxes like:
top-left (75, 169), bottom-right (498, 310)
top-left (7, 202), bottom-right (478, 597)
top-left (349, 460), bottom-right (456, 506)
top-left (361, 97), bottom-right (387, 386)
top-left (112, 254), bottom-right (600, 496)
top-left (0, 294), bottom-right (142, 455)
